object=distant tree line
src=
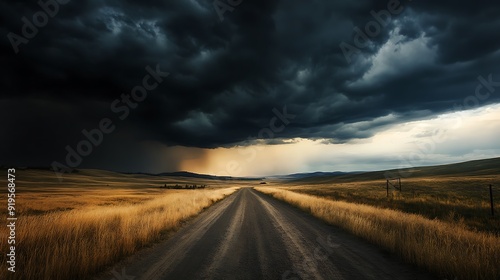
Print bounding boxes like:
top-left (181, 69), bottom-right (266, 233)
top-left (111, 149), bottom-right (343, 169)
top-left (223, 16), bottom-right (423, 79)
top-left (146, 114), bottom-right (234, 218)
top-left (160, 184), bottom-right (207, 189)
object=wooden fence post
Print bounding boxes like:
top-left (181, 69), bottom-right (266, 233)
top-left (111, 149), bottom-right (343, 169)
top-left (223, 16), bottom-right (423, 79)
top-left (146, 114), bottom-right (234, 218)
top-left (490, 184), bottom-right (494, 217)
top-left (386, 180), bottom-right (389, 197)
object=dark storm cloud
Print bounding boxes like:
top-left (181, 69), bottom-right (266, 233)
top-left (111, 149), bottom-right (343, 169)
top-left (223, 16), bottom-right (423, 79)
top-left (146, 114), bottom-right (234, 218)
top-left (1, 0), bottom-right (500, 168)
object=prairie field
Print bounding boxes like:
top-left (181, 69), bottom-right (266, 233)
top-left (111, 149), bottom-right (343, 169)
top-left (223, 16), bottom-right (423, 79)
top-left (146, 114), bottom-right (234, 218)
top-left (256, 174), bottom-right (500, 280)
top-left (0, 169), bottom-right (239, 280)
top-left (281, 175), bottom-right (500, 234)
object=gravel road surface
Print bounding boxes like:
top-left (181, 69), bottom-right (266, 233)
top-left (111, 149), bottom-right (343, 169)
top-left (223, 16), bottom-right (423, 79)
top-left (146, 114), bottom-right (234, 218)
top-left (99, 188), bottom-right (435, 280)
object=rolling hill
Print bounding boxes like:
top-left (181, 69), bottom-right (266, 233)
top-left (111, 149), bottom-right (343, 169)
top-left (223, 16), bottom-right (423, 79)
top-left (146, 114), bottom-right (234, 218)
top-left (287, 157), bottom-right (500, 184)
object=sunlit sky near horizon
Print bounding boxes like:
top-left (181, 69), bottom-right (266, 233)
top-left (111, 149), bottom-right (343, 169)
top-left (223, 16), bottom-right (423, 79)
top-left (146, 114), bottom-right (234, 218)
top-left (2, 1), bottom-right (500, 176)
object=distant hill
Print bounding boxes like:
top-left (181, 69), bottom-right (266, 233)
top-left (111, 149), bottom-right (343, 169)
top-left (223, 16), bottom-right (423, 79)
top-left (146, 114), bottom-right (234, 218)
top-left (288, 157), bottom-right (500, 184)
top-left (128, 171), bottom-right (263, 181)
top-left (270, 171), bottom-right (362, 180)
top-left (157, 171), bottom-right (230, 180)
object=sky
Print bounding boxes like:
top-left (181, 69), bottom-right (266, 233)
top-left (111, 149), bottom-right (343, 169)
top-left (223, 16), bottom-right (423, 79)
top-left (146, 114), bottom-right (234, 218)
top-left (1, 0), bottom-right (500, 176)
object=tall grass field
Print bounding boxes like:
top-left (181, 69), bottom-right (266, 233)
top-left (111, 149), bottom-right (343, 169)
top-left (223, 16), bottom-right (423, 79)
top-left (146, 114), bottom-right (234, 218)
top-left (0, 169), bottom-right (238, 280)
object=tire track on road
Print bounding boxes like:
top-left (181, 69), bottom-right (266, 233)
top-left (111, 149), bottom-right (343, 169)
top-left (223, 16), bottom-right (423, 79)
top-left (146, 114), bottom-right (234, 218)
top-left (99, 188), bottom-right (436, 280)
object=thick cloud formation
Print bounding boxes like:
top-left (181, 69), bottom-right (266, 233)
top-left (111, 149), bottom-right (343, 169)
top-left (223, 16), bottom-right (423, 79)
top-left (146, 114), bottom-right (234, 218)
top-left (1, 0), bottom-right (500, 169)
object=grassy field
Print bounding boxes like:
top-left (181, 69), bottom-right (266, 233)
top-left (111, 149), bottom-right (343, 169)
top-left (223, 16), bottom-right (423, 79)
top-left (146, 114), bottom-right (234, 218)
top-left (282, 176), bottom-right (500, 234)
top-left (255, 158), bottom-right (500, 279)
top-left (0, 168), bottom-right (240, 280)
top-left (255, 187), bottom-right (500, 280)
top-left (5, 168), bottom-right (246, 213)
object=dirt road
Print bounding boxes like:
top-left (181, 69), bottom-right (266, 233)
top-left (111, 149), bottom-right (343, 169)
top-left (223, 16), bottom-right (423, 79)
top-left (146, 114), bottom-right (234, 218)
top-left (101, 188), bottom-right (435, 280)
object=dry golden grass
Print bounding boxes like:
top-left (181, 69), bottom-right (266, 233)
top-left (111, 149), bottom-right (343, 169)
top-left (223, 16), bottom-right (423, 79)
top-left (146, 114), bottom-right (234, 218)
top-left (255, 187), bottom-right (500, 280)
top-left (282, 175), bottom-right (500, 234)
top-left (0, 168), bottom-right (238, 280)
top-left (8, 168), bottom-right (246, 216)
